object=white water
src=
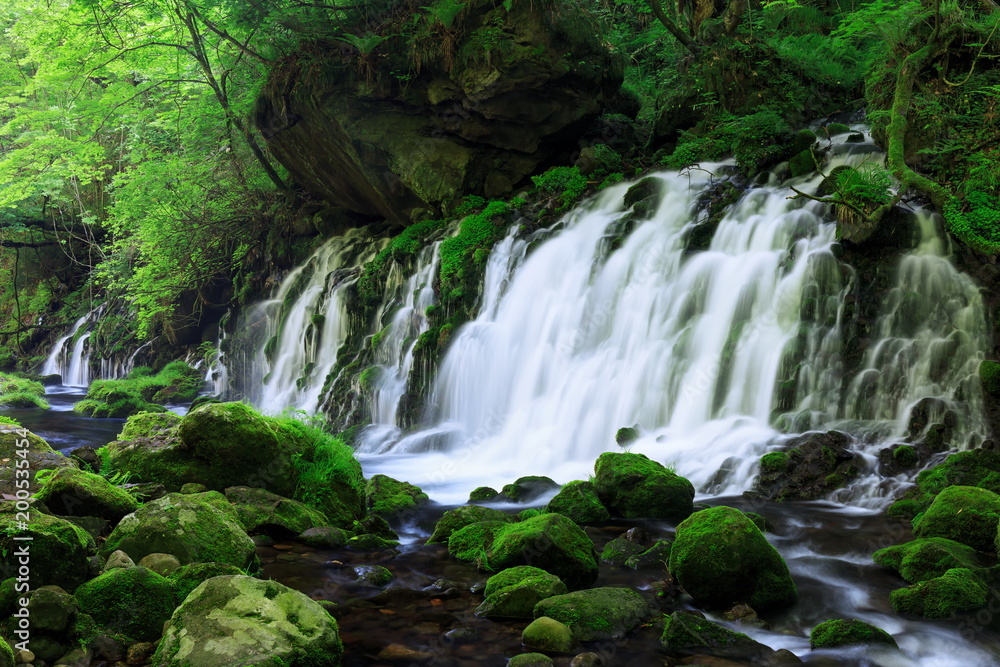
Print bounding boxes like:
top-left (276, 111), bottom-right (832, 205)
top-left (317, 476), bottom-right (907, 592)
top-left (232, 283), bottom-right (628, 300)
top-left (359, 136), bottom-right (986, 504)
top-left (249, 229), bottom-right (386, 414)
top-left (40, 315), bottom-right (88, 379)
top-left (41, 316), bottom-right (93, 386)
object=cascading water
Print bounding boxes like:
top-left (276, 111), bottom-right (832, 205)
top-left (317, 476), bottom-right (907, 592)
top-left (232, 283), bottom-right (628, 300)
top-left (41, 315), bottom-right (93, 386)
top-left (41, 315), bottom-right (88, 378)
top-left (245, 229), bottom-right (387, 414)
top-left (361, 132), bottom-right (987, 505)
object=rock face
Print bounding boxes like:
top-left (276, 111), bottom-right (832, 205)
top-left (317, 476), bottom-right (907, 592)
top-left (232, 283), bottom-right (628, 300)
top-left (253, 0), bottom-right (623, 222)
top-left (668, 506), bottom-right (797, 611)
top-left (152, 575), bottom-right (343, 667)
top-left (753, 431), bottom-right (860, 501)
top-left (103, 492), bottom-right (257, 569)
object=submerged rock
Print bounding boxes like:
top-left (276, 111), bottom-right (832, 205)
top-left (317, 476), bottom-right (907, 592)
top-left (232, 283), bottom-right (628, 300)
top-left (103, 491), bottom-right (257, 569)
top-left (151, 575), bottom-right (342, 666)
top-left (592, 452), bottom-right (694, 521)
top-left (533, 587), bottom-right (649, 641)
top-left (661, 610), bottom-right (799, 663)
top-left (669, 506), bottom-right (797, 611)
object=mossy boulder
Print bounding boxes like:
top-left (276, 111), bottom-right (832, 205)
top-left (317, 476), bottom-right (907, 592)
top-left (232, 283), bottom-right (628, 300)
top-left (752, 431), bottom-right (859, 501)
top-left (0, 638), bottom-right (12, 667)
top-left (600, 536), bottom-right (644, 566)
top-left (874, 537), bottom-right (984, 584)
top-left (354, 565), bottom-right (393, 587)
top-left (0, 510), bottom-right (95, 590)
top-left (533, 587), bottom-right (649, 641)
top-left (298, 527), bottom-right (349, 548)
top-left (545, 481), bottom-right (610, 524)
top-left (168, 562), bottom-right (244, 603)
top-left (27, 586), bottom-right (77, 633)
top-left (911, 485), bottom-right (1000, 551)
top-left (809, 619), bottom-right (897, 650)
top-left (427, 505), bottom-right (515, 544)
top-left (669, 506), bottom-right (796, 611)
top-left (887, 449), bottom-right (1000, 519)
top-left (103, 492), bottom-right (256, 569)
top-left (364, 474), bottom-right (429, 521)
top-left (625, 540), bottom-right (672, 570)
top-left (36, 467), bottom-right (139, 522)
top-left (0, 425), bottom-right (77, 497)
top-left (522, 616), bottom-right (574, 653)
top-left (480, 513), bottom-right (599, 588)
top-left (889, 568), bottom-right (988, 618)
top-left (469, 486), bottom-right (499, 502)
top-left (592, 452), bottom-right (694, 521)
top-left (500, 476), bottom-right (560, 503)
top-left (476, 566), bottom-right (568, 619)
top-left (75, 567), bottom-right (176, 642)
top-left (660, 610), bottom-right (778, 661)
top-left (119, 411), bottom-right (181, 441)
top-left (151, 575), bottom-right (342, 666)
top-left (508, 654), bottom-right (554, 667)
top-left (224, 486), bottom-right (329, 535)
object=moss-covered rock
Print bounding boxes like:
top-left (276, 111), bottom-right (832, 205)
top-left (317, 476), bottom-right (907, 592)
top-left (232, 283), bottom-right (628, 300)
top-left (889, 568), bottom-right (988, 618)
top-left (668, 506), bottom-right (796, 611)
top-left (809, 619), bottom-right (897, 650)
top-left (522, 616), bottom-right (574, 653)
top-left (0, 510), bottom-right (95, 590)
top-left (179, 482), bottom-right (208, 494)
top-left (0, 637), bottom-right (12, 667)
top-left (364, 474), bottom-right (429, 521)
top-left (346, 533), bottom-right (398, 551)
top-left (533, 587), bottom-right (649, 641)
top-left (980, 360), bottom-right (1000, 397)
top-left (27, 586), bottom-right (77, 633)
top-left (103, 492), bottom-right (257, 569)
top-left (507, 654), bottom-right (554, 667)
top-left (224, 486), bottom-right (329, 535)
top-left (36, 467), bottom-right (139, 522)
top-left (475, 566), bottom-right (568, 619)
top-left (483, 513), bottom-right (599, 588)
top-left (600, 536), bottom-right (645, 566)
top-left (0, 425), bottom-right (77, 498)
top-left (752, 431), bottom-right (859, 501)
top-left (874, 537), bottom-right (984, 584)
top-left (887, 449), bottom-right (1000, 519)
top-left (624, 539), bottom-right (672, 570)
top-left (500, 476), bottom-right (560, 503)
top-left (545, 481), bottom-right (610, 524)
top-left (911, 485), bottom-right (1000, 552)
top-left (75, 567), bottom-right (176, 642)
top-left (427, 504), bottom-right (515, 543)
top-left (119, 411), bottom-right (181, 441)
top-left (469, 486), bottom-right (499, 502)
top-left (152, 575), bottom-right (342, 666)
top-left (298, 527), bottom-right (349, 548)
top-left (592, 452), bottom-right (694, 521)
top-left (660, 610), bottom-right (775, 660)
top-left (354, 565), bottom-right (393, 587)
top-left (168, 562), bottom-right (244, 603)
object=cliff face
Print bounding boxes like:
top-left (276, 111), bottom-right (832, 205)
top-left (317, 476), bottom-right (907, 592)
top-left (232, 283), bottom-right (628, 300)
top-left (255, 0), bottom-right (624, 223)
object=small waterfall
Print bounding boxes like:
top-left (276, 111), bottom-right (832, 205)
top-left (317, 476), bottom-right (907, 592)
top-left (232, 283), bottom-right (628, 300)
top-left (204, 330), bottom-right (229, 397)
top-left (361, 135), bottom-right (987, 502)
top-left (247, 229), bottom-right (386, 414)
top-left (41, 316), bottom-right (89, 378)
top-left (65, 332), bottom-right (92, 387)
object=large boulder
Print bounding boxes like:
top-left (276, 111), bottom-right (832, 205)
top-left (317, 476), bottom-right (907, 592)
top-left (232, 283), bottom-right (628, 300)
top-left (809, 619), bottom-right (898, 650)
top-left (428, 505), bottom-right (515, 543)
top-left (753, 431), bottom-right (860, 501)
top-left (912, 485), bottom-right (1000, 552)
top-left (169, 562), bottom-right (244, 602)
top-left (545, 481), bottom-right (610, 524)
top-left (35, 467), bottom-right (139, 522)
top-left (476, 566), bottom-right (568, 619)
top-left (0, 509), bottom-right (95, 590)
top-left (533, 587), bottom-right (650, 641)
top-left (874, 537), bottom-right (985, 584)
top-left (253, 0), bottom-right (623, 222)
top-left (661, 611), bottom-right (798, 663)
top-left (0, 426), bottom-right (77, 497)
top-left (224, 486), bottom-right (329, 535)
top-left (592, 452), bottom-right (694, 521)
top-left (889, 568), bottom-right (988, 618)
top-left (364, 474), bottom-right (429, 522)
top-left (668, 506), bottom-right (797, 611)
top-left (151, 575), bottom-right (342, 667)
top-left (102, 492), bottom-right (256, 569)
top-left (75, 567), bottom-right (177, 642)
top-left (449, 513), bottom-right (599, 588)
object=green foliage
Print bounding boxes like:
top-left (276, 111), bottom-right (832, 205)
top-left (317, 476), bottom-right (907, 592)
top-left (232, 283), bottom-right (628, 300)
top-left (531, 166), bottom-right (588, 210)
top-left (73, 360), bottom-right (201, 417)
top-left (0, 372), bottom-right (49, 409)
top-left (291, 430), bottom-right (363, 510)
top-left (945, 192), bottom-right (1000, 253)
top-left (663, 110), bottom-right (791, 174)
top-left (439, 198), bottom-right (523, 293)
top-left (835, 164), bottom-right (893, 213)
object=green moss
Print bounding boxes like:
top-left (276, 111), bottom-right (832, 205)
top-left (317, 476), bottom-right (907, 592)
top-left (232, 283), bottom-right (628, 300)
top-left (787, 149), bottom-right (815, 177)
top-left (358, 365), bottom-right (381, 392)
top-left (889, 568), bottom-right (988, 619)
top-left (73, 362), bottom-right (201, 417)
top-left (661, 610), bottom-right (764, 655)
top-left (888, 449), bottom-right (1000, 519)
top-left (118, 411), bottom-right (181, 441)
top-left (36, 467), bottom-right (139, 521)
top-left (0, 511), bottom-right (95, 590)
top-left (75, 567), bottom-right (177, 642)
top-left (593, 452), bottom-right (694, 521)
top-left (0, 373), bottom-right (49, 409)
top-left (601, 536), bottom-right (644, 566)
top-left (427, 504), bottom-right (515, 543)
top-left (469, 486), bottom-right (499, 502)
top-left (979, 360), bottom-right (1000, 397)
top-left (615, 427), bottom-right (639, 447)
top-left (911, 485), bottom-right (1000, 552)
top-left (169, 562), bottom-right (245, 602)
top-left (224, 486), bottom-right (329, 535)
top-left (810, 619), bottom-right (897, 649)
top-left (346, 533), bottom-right (399, 550)
top-left (522, 616), bottom-right (573, 653)
top-left (500, 476), bottom-right (559, 502)
top-left (825, 122), bottom-right (851, 136)
top-left (760, 452), bottom-right (790, 474)
top-left (893, 445), bottom-right (918, 468)
top-left (0, 637), bottom-right (13, 667)
top-left (533, 587), bottom-right (649, 641)
top-left (624, 539), bottom-right (672, 570)
top-left (364, 474), bottom-right (428, 520)
top-left (546, 480), bottom-right (610, 524)
top-left (531, 166), bottom-right (587, 211)
top-left (354, 564), bottom-right (393, 587)
top-left (874, 537), bottom-right (983, 584)
top-left (448, 520), bottom-right (507, 565)
top-left (668, 506), bottom-right (796, 611)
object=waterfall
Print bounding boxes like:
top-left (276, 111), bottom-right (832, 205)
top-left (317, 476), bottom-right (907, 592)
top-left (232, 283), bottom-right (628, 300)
top-left (360, 134), bottom-right (987, 501)
top-left (64, 332), bottom-right (92, 387)
top-left (247, 229), bottom-right (386, 414)
top-left (41, 315), bottom-right (89, 378)
top-left (204, 330), bottom-right (228, 397)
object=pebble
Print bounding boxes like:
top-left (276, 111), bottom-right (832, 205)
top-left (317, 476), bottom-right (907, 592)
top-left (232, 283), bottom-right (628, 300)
top-left (376, 643), bottom-right (434, 662)
top-left (16, 649), bottom-right (35, 664)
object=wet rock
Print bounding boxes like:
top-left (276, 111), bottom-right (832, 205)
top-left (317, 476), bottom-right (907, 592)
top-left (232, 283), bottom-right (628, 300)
top-left (152, 575), bottom-right (342, 666)
top-left (533, 587), bottom-right (650, 641)
top-left (722, 603), bottom-right (767, 629)
top-left (873, 537), bottom-right (985, 583)
top-left (298, 527), bottom-right (349, 548)
top-left (469, 487), bottom-right (500, 502)
top-left (625, 539), bottom-right (672, 570)
top-left (354, 565), bottom-right (393, 587)
top-left (508, 653), bottom-right (554, 667)
top-left (443, 627), bottom-right (478, 644)
top-left (137, 553), bottom-right (182, 577)
top-left (428, 505), bottom-right (515, 543)
top-left (27, 587), bottom-right (77, 633)
top-left (69, 446), bottom-right (101, 473)
top-left (75, 567), bottom-right (176, 642)
top-left (600, 536), bottom-right (644, 566)
top-left (224, 486), bottom-right (329, 535)
top-left (500, 476), bottom-right (560, 503)
top-left (365, 474), bottom-right (429, 521)
top-left (889, 568), bottom-right (988, 618)
top-left (523, 616), bottom-right (574, 653)
top-left (569, 653), bottom-right (603, 667)
top-left (593, 452), bottom-right (694, 521)
top-left (669, 506), bottom-right (796, 611)
top-left (546, 481), bottom-right (610, 524)
top-left (55, 646), bottom-right (91, 667)
top-left (888, 448), bottom-right (1000, 519)
top-left (476, 566), bottom-right (567, 619)
top-left (809, 618), bottom-right (897, 649)
top-left (346, 533), bottom-right (399, 551)
top-left (752, 431), bottom-right (859, 501)
top-left (912, 485), bottom-right (1000, 551)
top-left (179, 482), bottom-right (208, 494)
top-left (661, 611), bottom-right (800, 663)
